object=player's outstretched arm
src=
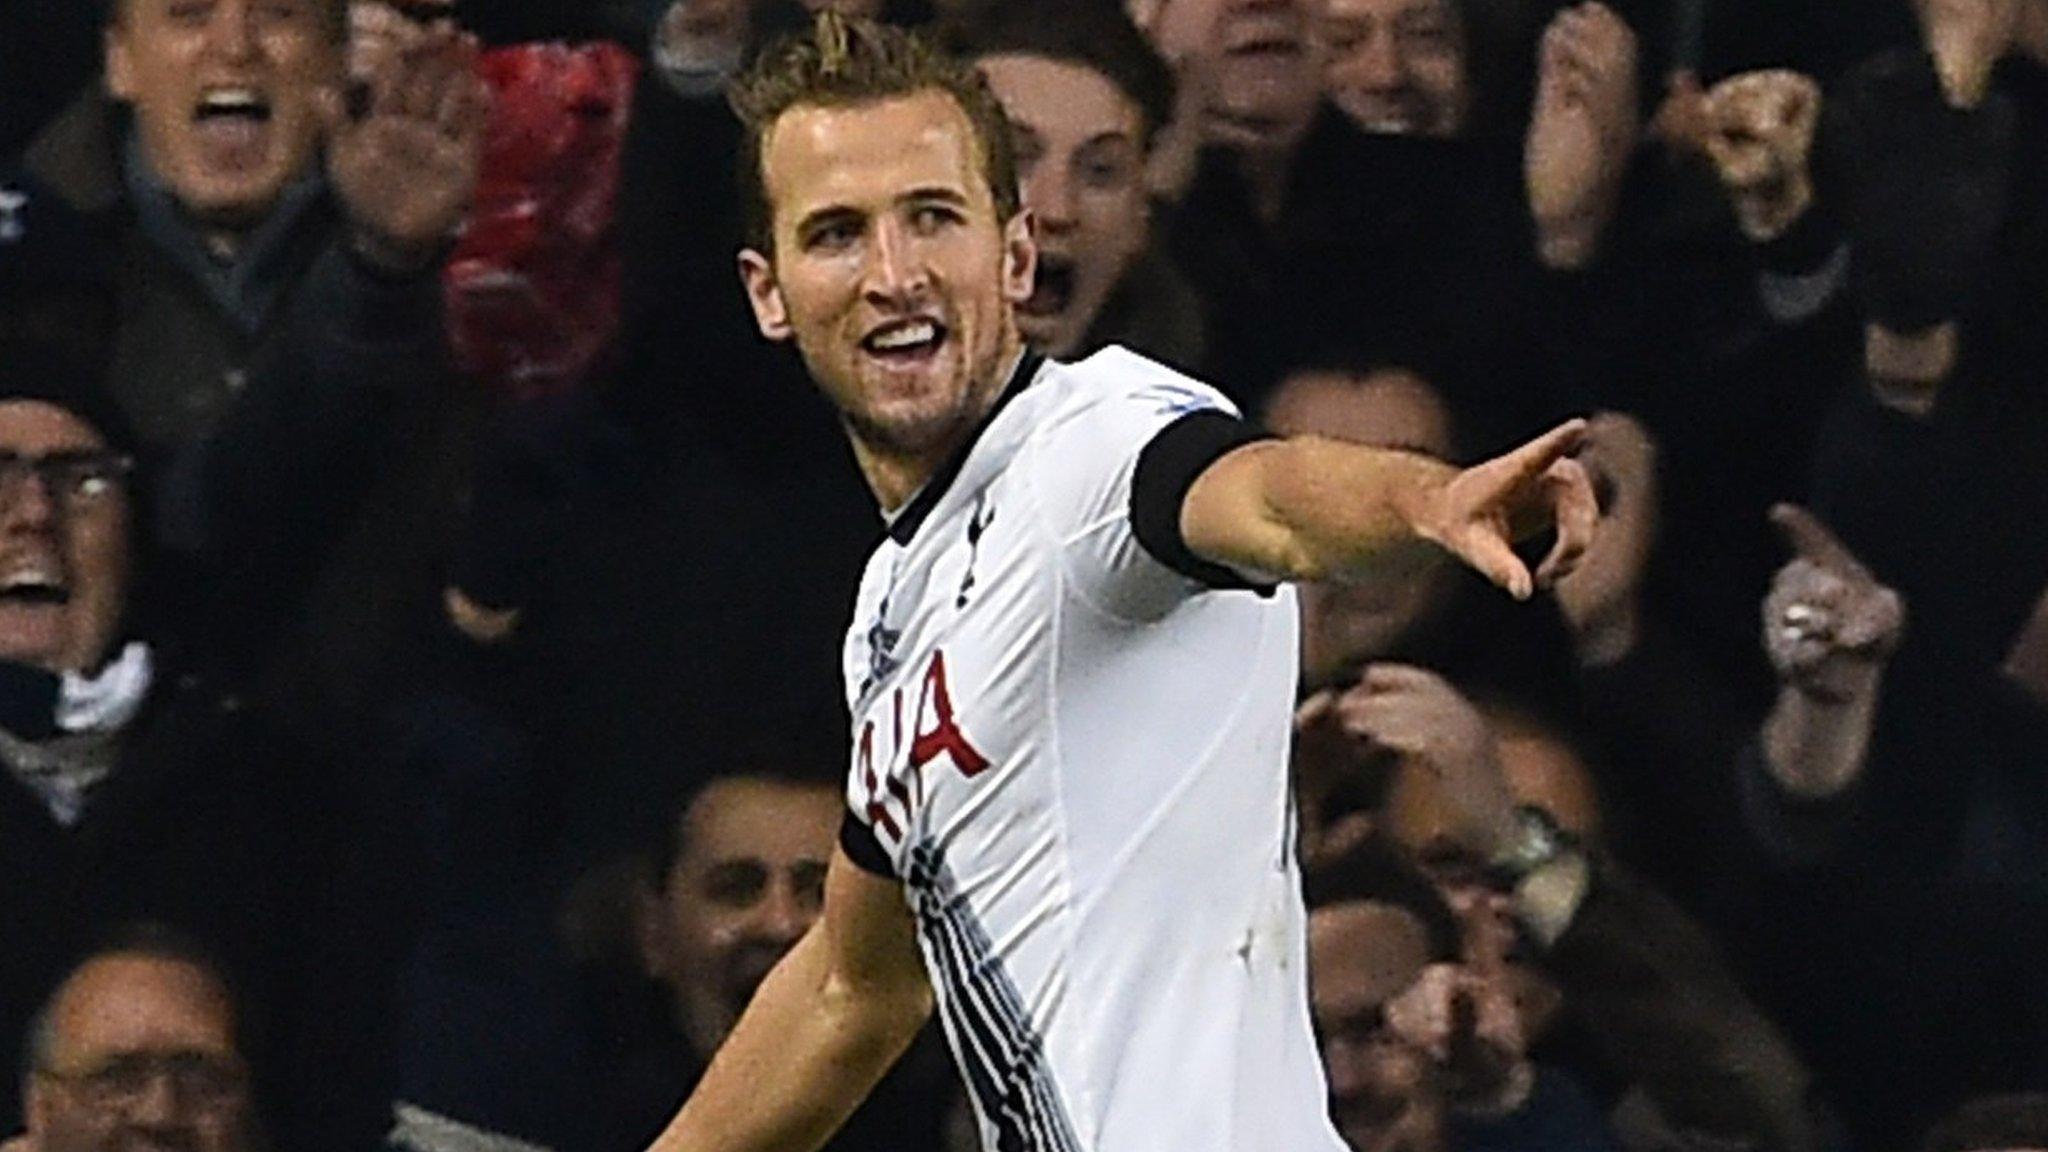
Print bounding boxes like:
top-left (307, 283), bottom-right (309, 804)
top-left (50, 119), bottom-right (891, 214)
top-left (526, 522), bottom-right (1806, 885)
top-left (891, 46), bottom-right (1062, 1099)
top-left (646, 845), bottom-right (933, 1152)
top-left (1180, 420), bottom-right (1597, 600)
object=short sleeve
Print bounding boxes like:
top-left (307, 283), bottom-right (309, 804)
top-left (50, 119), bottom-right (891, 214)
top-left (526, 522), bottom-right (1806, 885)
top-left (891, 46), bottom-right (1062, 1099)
top-left (839, 809), bottom-right (896, 878)
top-left (1029, 347), bottom-right (1273, 620)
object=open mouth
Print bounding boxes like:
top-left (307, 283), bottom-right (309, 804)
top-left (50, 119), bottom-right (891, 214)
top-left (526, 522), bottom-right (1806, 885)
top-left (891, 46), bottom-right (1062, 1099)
top-left (191, 87), bottom-right (275, 158)
top-left (860, 317), bottom-right (948, 365)
top-left (1021, 256), bottom-right (1076, 318)
top-left (0, 569), bottom-right (69, 608)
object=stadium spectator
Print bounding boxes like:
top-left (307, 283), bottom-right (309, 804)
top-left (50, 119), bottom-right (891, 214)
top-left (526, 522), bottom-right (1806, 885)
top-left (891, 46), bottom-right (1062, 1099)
top-left (1307, 837), bottom-right (1623, 1152)
top-left (0, 340), bottom-right (399, 1152)
top-left (590, 764), bottom-right (951, 1152)
top-left (0, 0), bottom-right (485, 720)
top-left (946, 0), bottom-right (1206, 367)
top-left (18, 930), bottom-right (257, 1152)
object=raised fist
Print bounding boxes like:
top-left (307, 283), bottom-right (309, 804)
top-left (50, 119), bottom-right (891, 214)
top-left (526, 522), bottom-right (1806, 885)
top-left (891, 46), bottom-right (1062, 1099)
top-left (1701, 69), bottom-right (1821, 241)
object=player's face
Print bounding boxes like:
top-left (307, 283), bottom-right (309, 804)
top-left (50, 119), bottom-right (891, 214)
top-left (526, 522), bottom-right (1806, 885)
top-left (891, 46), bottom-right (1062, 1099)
top-left (639, 779), bottom-right (837, 1058)
top-left (106, 0), bottom-right (340, 231)
top-left (1309, 902), bottom-right (1445, 1152)
top-left (740, 92), bottom-right (1035, 464)
top-left (1265, 369), bottom-right (1455, 683)
top-left (979, 54), bottom-right (1150, 360)
top-left (1312, 0), bottom-right (1469, 138)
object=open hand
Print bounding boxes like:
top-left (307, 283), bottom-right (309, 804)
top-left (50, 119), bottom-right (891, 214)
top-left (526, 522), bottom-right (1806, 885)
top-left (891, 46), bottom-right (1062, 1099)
top-left (1330, 664), bottom-right (1518, 857)
top-left (324, 24), bottom-right (487, 275)
top-left (1701, 69), bottom-right (1821, 241)
top-left (1762, 504), bottom-right (1905, 701)
top-left (1525, 3), bottom-right (1641, 268)
top-left (1415, 420), bottom-right (1596, 601)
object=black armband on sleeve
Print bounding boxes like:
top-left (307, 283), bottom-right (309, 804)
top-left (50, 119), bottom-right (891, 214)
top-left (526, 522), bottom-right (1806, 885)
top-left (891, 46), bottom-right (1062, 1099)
top-left (839, 810), bottom-right (896, 878)
top-left (1129, 410), bottom-right (1278, 593)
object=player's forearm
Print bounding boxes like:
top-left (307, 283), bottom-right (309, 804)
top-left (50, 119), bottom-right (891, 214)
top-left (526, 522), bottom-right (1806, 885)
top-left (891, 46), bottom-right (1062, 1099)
top-left (647, 925), bottom-right (934, 1152)
top-left (1182, 436), bottom-right (1458, 584)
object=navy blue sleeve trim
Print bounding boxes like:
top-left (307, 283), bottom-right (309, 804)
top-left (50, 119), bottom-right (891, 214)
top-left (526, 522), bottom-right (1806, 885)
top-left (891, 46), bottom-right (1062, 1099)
top-left (839, 810), bottom-right (896, 878)
top-left (1130, 410), bottom-right (1279, 593)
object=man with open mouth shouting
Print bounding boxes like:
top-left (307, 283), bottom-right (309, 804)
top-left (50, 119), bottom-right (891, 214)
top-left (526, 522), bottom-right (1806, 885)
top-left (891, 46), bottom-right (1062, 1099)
top-left (2, 0), bottom-right (485, 704)
top-left (646, 12), bottom-right (1597, 1152)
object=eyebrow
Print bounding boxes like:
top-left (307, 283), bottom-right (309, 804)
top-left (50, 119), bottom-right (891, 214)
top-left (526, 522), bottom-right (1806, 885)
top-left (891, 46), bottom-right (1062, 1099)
top-left (899, 186), bottom-right (971, 208)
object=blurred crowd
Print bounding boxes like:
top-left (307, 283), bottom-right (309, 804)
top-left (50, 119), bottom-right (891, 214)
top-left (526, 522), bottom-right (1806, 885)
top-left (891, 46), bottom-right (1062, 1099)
top-left (2, 0), bottom-right (2046, 1150)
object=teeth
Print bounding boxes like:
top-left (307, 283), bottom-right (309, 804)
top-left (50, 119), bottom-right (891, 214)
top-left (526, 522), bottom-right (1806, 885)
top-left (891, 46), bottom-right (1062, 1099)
top-left (870, 321), bottom-right (937, 351)
top-left (200, 88), bottom-right (266, 113)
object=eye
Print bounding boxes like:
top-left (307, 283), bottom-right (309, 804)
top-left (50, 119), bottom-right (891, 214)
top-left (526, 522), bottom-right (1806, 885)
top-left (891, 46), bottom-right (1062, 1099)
top-left (805, 219), bottom-right (863, 253)
top-left (793, 862), bottom-right (828, 910)
top-left (166, 1), bottom-right (213, 24)
top-left (910, 204), bottom-right (961, 234)
top-left (702, 862), bottom-right (770, 907)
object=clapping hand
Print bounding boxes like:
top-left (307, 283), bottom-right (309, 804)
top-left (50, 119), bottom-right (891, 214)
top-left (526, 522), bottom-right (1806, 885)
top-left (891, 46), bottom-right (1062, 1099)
top-left (324, 24), bottom-right (487, 275)
top-left (1701, 70), bottom-right (1821, 241)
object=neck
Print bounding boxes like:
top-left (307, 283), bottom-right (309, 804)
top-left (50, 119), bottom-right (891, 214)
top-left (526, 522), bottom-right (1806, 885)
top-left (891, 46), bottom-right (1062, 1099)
top-left (1234, 144), bottom-right (1298, 225)
top-left (856, 335), bottom-right (1027, 515)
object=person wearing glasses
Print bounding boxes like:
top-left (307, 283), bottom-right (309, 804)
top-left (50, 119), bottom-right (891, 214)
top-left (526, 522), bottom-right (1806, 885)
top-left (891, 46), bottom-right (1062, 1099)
top-left (0, 338), bottom-right (403, 1152)
top-left (19, 927), bottom-right (256, 1152)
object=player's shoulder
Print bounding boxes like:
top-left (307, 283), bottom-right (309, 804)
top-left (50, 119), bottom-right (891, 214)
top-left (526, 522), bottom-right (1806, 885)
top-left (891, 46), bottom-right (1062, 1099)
top-left (1034, 345), bottom-right (1244, 433)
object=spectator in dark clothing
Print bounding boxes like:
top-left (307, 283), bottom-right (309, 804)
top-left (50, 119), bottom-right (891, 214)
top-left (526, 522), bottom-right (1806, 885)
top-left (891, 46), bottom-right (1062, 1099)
top-left (1164, 0), bottom-right (1645, 410)
top-left (0, 340), bottom-right (400, 1152)
top-left (1306, 837), bottom-right (1625, 1152)
top-left (590, 761), bottom-right (951, 1152)
top-left (0, 0), bottom-right (485, 721)
top-left (944, 0), bottom-right (1208, 368)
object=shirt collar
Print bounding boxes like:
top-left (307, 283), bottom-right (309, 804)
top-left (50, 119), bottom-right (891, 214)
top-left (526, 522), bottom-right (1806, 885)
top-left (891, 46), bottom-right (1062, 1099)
top-left (884, 349), bottom-right (1045, 545)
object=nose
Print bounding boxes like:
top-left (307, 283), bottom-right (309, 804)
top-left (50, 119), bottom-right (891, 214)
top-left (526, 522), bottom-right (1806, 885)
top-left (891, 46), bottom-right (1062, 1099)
top-left (205, 0), bottom-right (262, 61)
top-left (862, 217), bottom-right (932, 306)
top-left (1349, 29), bottom-right (1407, 92)
top-left (0, 468), bottom-right (58, 534)
top-left (126, 1072), bottom-right (192, 1128)
top-left (1026, 163), bottom-right (1077, 233)
top-left (750, 878), bottom-right (812, 947)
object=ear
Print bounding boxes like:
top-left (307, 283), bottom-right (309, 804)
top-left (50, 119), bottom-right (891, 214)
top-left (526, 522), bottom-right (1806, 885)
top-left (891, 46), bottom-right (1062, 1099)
top-left (105, 25), bottom-right (136, 102)
top-left (737, 249), bottom-right (793, 342)
top-left (1001, 210), bottom-right (1037, 307)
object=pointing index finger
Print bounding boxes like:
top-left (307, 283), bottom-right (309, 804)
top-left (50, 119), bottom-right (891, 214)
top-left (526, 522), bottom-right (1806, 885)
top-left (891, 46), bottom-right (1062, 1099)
top-left (1769, 502), bottom-right (1866, 575)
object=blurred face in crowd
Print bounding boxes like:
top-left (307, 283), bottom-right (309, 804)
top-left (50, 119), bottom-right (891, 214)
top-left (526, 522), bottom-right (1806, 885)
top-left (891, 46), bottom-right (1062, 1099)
top-left (1265, 368), bottom-right (1457, 684)
top-left (1193, 0), bottom-right (1323, 152)
top-left (639, 777), bottom-right (839, 1057)
top-left (106, 0), bottom-right (342, 232)
top-left (740, 92), bottom-right (1035, 475)
top-left (1310, 901), bottom-right (1446, 1152)
top-left (348, 0), bottom-right (454, 83)
top-left (1311, 0), bottom-right (1469, 137)
top-left (26, 954), bottom-right (254, 1152)
top-left (0, 402), bottom-right (132, 675)
top-left (979, 54), bottom-right (1151, 360)
top-left (648, 0), bottom-right (752, 88)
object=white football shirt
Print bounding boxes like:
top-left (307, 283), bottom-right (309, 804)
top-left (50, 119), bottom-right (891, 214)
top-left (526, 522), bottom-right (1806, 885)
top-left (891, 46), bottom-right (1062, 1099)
top-left (841, 346), bottom-right (1345, 1152)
